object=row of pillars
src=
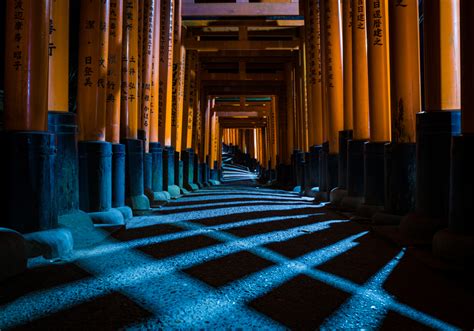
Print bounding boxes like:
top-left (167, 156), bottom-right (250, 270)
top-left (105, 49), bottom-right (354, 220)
top-left (222, 128), bottom-right (270, 169)
top-left (1, 0), bottom-right (216, 235)
top-left (289, 0), bottom-right (473, 259)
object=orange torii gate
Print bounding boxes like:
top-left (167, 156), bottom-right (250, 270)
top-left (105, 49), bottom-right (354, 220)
top-left (346, 0), bottom-right (370, 204)
top-left (321, 0), bottom-right (344, 193)
top-left (4, 0), bottom-right (54, 232)
top-left (403, 0), bottom-right (461, 243)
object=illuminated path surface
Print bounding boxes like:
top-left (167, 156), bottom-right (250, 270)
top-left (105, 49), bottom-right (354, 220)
top-left (1, 185), bottom-right (473, 329)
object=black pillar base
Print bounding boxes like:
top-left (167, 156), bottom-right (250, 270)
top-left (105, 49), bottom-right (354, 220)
top-left (291, 150), bottom-right (302, 188)
top-left (416, 111), bottom-right (461, 220)
top-left (193, 153), bottom-right (203, 189)
top-left (347, 139), bottom-right (366, 197)
top-left (195, 159), bottom-right (203, 188)
top-left (276, 163), bottom-right (292, 187)
top-left (210, 168), bottom-right (221, 185)
top-left (327, 153), bottom-right (339, 192)
top-left (147, 142), bottom-right (170, 205)
top-left (309, 145), bottom-right (322, 189)
top-left (174, 152), bottom-right (188, 193)
top-left (112, 143), bottom-right (126, 208)
top-left (364, 141), bottom-right (387, 206)
top-left (303, 152), bottom-right (311, 193)
top-left (293, 150), bottom-right (305, 192)
top-left (448, 135), bottom-right (474, 233)
top-left (203, 156), bottom-right (211, 187)
top-left (433, 135), bottom-right (474, 262)
top-left (112, 143), bottom-right (133, 220)
top-left (384, 142), bottom-right (416, 215)
top-left (122, 139), bottom-right (150, 212)
top-left (338, 130), bottom-right (353, 189)
top-left (163, 146), bottom-right (181, 198)
top-left (210, 161), bottom-right (221, 185)
top-left (144, 152), bottom-right (152, 197)
top-left (401, 111), bottom-right (460, 245)
top-left (201, 162), bottom-right (211, 187)
top-left (372, 143), bottom-right (415, 227)
top-left (182, 149), bottom-right (198, 191)
top-left (79, 141), bottom-right (124, 225)
top-left (49, 112), bottom-right (114, 245)
top-left (48, 112), bottom-right (79, 214)
top-left (319, 143), bottom-right (329, 196)
top-left (3, 131), bottom-right (56, 233)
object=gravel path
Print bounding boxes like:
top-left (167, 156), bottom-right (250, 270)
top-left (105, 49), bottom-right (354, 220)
top-left (1, 185), bottom-right (473, 330)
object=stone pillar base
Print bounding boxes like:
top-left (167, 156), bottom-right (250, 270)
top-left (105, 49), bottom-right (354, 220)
top-left (319, 144), bottom-right (328, 198)
top-left (356, 204), bottom-right (384, 219)
top-left (338, 130), bottom-right (353, 189)
top-left (384, 142), bottom-right (416, 215)
top-left (416, 111), bottom-right (461, 222)
top-left (371, 212), bottom-right (402, 225)
top-left (329, 188), bottom-right (348, 206)
top-left (340, 196), bottom-right (364, 211)
top-left (24, 228), bottom-right (73, 260)
top-left (58, 210), bottom-right (112, 248)
top-left (364, 141), bottom-right (387, 206)
top-left (433, 229), bottom-right (474, 263)
top-left (123, 139), bottom-right (151, 212)
top-left (89, 208), bottom-right (125, 227)
top-left (4, 131), bottom-right (56, 233)
top-left (145, 190), bottom-right (171, 207)
top-left (400, 212), bottom-right (444, 246)
top-left (0, 228), bottom-right (27, 281)
top-left (163, 146), bottom-right (181, 198)
top-left (347, 139), bottom-right (366, 198)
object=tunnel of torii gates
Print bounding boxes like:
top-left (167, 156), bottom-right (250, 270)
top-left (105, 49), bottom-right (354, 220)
top-left (0, 0), bottom-right (474, 280)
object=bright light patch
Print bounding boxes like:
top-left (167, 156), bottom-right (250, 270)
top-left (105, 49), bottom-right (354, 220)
top-left (0, 187), bottom-right (461, 330)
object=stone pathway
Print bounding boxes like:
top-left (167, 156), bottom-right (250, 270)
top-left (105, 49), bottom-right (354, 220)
top-left (1, 185), bottom-right (473, 330)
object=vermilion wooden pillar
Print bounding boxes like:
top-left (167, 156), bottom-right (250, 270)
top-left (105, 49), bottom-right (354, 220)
top-left (140, 0), bottom-right (156, 152)
top-left (48, 0), bottom-right (74, 217)
top-left (433, 0), bottom-right (474, 261)
top-left (106, 0), bottom-right (123, 144)
top-left (305, 0), bottom-right (325, 191)
top-left (150, 0), bottom-right (161, 146)
top-left (386, 0), bottom-right (420, 221)
top-left (171, 0), bottom-right (186, 155)
top-left (182, 50), bottom-right (197, 150)
top-left (406, 0), bottom-right (462, 242)
top-left (158, 0), bottom-right (174, 147)
top-left (159, 0), bottom-right (180, 197)
top-left (48, 0), bottom-right (69, 114)
top-left (322, 0), bottom-right (344, 192)
top-left (346, 0), bottom-right (370, 202)
top-left (284, 63), bottom-right (295, 166)
top-left (76, 0), bottom-right (128, 224)
top-left (364, 0), bottom-right (392, 207)
top-left (120, 0), bottom-right (151, 212)
top-left (3, 0), bottom-right (56, 232)
top-left (337, 0), bottom-right (354, 191)
top-left (121, 0), bottom-right (139, 141)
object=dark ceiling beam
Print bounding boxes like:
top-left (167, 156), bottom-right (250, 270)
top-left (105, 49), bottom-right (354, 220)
top-left (184, 39), bottom-right (299, 51)
top-left (201, 72), bottom-right (284, 81)
top-left (182, 3), bottom-right (300, 17)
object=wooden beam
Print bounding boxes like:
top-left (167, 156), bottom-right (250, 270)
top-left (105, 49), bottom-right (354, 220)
top-left (185, 39), bottom-right (299, 51)
top-left (198, 50), bottom-right (295, 60)
top-left (201, 72), bottom-right (284, 81)
top-left (213, 105), bottom-right (271, 112)
top-left (182, 3), bottom-right (300, 17)
top-left (216, 111), bottom-right (262, 117)
top-left (239, 26), bottom-right (248, 40)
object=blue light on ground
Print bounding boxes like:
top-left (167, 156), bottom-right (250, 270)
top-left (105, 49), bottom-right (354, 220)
top-left (0, 188), bottom-right (461, 330)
